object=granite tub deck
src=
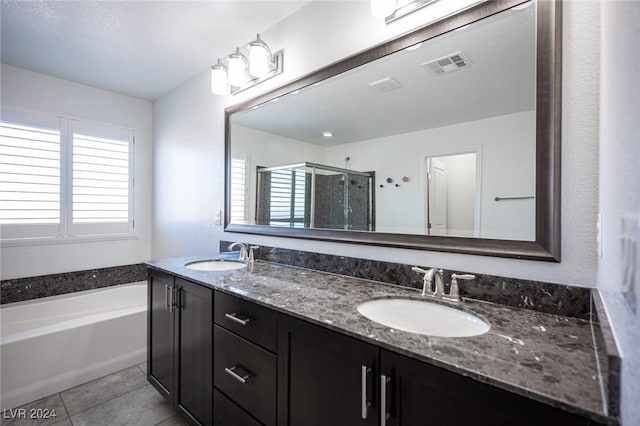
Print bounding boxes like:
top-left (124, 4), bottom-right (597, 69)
top-left (145, 255), bottom-right (614, 425)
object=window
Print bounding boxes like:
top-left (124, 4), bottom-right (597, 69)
top-left (269, 167), bottom-right (306, 227)
top-left (0, 109), bottom-right (134, 243)
top-left (230, 158), bottom-right (247, 224)
top-left (0, 122), bottom-right (61, 226)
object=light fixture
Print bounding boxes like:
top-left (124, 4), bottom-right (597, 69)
top-left (210, 35), bottom-right (284, 96)
top-left (371, 0), bottom-right (396, 18)
top-left (322, 131), bottom-right (333, 138)
top-left (373, 0), bottom-right (439, 23)
top-left (210, 59), bottom-right (228, 95)
top-left (249, 34), bottom-right (273, 77)
top-left (227, 47), bottom-right (248, 87)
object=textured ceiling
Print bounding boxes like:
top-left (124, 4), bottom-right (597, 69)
top-left (0, 0), bottom-right (309, 99)
top-left (232, 2), bottom-right (536, 145)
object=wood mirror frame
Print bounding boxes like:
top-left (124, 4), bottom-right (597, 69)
top-left (224, 0), bottom-right (561, 261)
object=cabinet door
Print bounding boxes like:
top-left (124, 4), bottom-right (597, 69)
top-left (381, 350), bottom-right (594, 426)
top-left (175, 278), bottom-right (213, 426)
top-left (278, 315), bottom-right (378, 426)
top-left (147, 271), bottom-right (175, 401)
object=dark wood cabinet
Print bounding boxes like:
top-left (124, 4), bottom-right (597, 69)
top-left (148, 271), bottom-right (175, 400)
top-left (148, 269), bottom-right (604, 426)
top-left (214, 326), bottom-right (276, 425)
top-left (213, 292), bottom-right (278, 426)
top-left (214, 291), bottom-right (278, 353)
top-left (277, 315), bottom-right (379, 426)
top-left (276, 315), bottom-right (601, 426)
top-left (147, 271), bottom-right (213, 426)
top-left (380, 350), bottom-right (596, 426)
top-left (213, 389), bottom-right (262, 426)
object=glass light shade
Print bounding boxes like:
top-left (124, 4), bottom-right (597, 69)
top-left (210, 60), bottom-right (228, 95)
top-left (371, 0), bottom-right (396, 18)
top-left (228, 48), bottom-right (248, 87)
top-left (249, 34), bottom-right (272, 77)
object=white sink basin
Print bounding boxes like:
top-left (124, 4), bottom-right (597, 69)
top-left (357, 298), bottom-right (490, 337)
top-left (185, 259), bottom-right (246, 272)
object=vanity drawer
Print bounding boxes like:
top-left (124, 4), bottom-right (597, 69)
top-left (214, 325), bottom-right (276, 426)
top-left (213, 388), bottom-right (262, 426)
top-left (215, 291), bottom-right (278, 352)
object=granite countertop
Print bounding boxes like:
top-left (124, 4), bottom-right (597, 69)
top-left (145, 254), bottom-right (613, 425)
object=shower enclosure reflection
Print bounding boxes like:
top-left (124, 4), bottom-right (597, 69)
top-left (255, 162), bottom-right (374, 231)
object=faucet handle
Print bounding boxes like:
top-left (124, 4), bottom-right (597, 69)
top-left (447, 273), bottom-right (475, 302)
top-left (248, 246), bottom-right (260, 262)
top-left (411, 266), bottom-right (429, 274)
top-left (451, 274), bottom-right (475, 281)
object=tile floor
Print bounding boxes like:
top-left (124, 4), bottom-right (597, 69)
top-left (1, 363), bottom-right (189, 426)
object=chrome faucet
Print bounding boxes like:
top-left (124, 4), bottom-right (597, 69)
top-left (228, 242), bottom-right (248, 262)
top-left (411, 266), bottom-right (475, 302)
top-left (227, 242), bottom-right (260, 263)
top-left (412, 267), bottom-right (445, 297)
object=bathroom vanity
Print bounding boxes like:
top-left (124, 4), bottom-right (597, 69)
top-left (145, 255), bottom-right (616, 426)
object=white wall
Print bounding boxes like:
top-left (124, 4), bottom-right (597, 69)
top-left (597, 1), bottom-right (640, 424)
top-left (152, 1), bottom-right (600, 288)
top-left (324, 111), bottom-right (535, 238)
top-left (231, 124), bottom-right (325, 224)
top-left (0, 64), bottom-right (153, 279)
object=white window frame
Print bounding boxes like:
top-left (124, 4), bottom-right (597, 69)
top-left (1, 107), bottom-right (136, 246)
top-left (230, 154), bottom-right (248, 224)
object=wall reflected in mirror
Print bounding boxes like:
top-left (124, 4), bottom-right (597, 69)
top-left (229, 0), bottom-right (537, 241)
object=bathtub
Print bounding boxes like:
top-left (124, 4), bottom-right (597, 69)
top-left (0, 283), bottom-right (147, 410)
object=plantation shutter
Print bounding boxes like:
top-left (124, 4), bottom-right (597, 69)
top-left (69, 121), bottom-right (133, 236)
top-left (0, 114), bottom-right (62, 240)
top-left (230, 158), bottom-right (247, 223)
top-left (269, 167), bottom-right (306, 227)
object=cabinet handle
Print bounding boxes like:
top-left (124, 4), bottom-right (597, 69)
top-left (224, 365), bottom-right (252, 384)
top-left (361, 365), bottom-right (372, 419)
top-left (164, 285), bottom-right (170, 311)
top-left (225, 312), bottom-right (253, 325)
top-left (169, 287), bottom-right (178, 313)
top-left (380, 374), bottom-right (390, 426)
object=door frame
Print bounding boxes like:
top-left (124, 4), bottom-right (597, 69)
top-left (423, 146), bottom-right (482, 237)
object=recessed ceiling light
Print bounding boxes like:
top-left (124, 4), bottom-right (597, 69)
top-left (291, 90), bottom-right (300, 95)
top-left (322, 132), bottom-right (333, 137)
top-left (368, 77), bottom-right (401, 92)
top-left (270, 98), bottom-right (279, 103)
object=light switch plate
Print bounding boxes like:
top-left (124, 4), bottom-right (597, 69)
top-left (621, 215), bottom-right (639, 313)
top-left (597, 212), bottom-right (603, 258)
top-left (214, 210), bottom-right (222, 226)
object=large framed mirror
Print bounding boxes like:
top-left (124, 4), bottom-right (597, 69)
top-left (225, 0), bottom-right (561, 261)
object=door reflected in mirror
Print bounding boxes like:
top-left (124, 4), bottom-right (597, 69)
top-left (426, 152), bottom-right (478, 238)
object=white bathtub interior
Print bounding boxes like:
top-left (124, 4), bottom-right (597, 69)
top-left (0, 282), bottom-right (148, 410)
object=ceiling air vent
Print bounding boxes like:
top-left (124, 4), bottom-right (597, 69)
top-left (422, 51), bottom-right (472, 76)
top-left (368, 77), bottom-right (401, 92)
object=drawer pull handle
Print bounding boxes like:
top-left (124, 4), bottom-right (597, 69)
top-left (225, 312), bottom-right (253, 325)
top-left (165, 285), bottom-right (170, 311)
top-left (225, 365), bottom-right (252, 384)
top-left (361, 365), bottom-right (372, 419)
top-left (380, 374), bottom-right (391, 426)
